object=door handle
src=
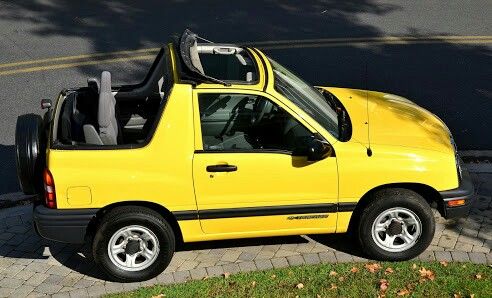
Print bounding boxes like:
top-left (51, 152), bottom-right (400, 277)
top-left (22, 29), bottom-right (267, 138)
top-left (206, 164), bottom-right (237, 172)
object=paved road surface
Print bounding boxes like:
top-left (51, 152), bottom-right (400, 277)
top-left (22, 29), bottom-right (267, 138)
top-left (0, 1), bottom-right (491, 194)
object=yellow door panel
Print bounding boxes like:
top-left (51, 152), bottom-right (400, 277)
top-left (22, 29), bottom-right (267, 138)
top-left (192, 89), bottom-right (339, 235)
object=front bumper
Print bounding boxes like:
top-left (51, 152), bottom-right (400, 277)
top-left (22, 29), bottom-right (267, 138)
top-left (33, 205), bottom-right (98, 243)
top-left (439, 168), bottom-right (475, 219)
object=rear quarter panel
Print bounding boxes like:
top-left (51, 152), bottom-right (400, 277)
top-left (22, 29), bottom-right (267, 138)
top-left (47, 84), bottom-right (197, 212)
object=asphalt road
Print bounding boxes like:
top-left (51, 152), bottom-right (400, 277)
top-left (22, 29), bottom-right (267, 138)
top-left (0, 0), bottom-right (491, 195)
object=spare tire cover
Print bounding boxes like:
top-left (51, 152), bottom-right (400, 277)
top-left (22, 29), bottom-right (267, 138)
top-left (15, 114), bottom-right (46, 195)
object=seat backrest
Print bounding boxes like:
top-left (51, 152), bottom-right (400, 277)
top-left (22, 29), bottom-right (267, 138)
top-left (98, 71), bottom-right (119, 145)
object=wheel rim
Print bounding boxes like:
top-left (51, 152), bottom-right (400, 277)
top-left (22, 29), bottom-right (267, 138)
top-left (108, 225), bottom-right (160, 272)
top-left (371, 207), bottom-right (422, 253)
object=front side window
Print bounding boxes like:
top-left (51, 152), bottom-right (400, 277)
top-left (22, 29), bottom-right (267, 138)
top-left (198, 93), bottom-right (312, 152)
top-left (267, 57), bottom-right (340, 139)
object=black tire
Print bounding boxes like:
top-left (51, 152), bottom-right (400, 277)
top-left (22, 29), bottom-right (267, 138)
top-left (93, 206), bottom-right (175, 282)
top-left (15, 114), bottom-right (46, 195)
top-left (357, 188), bottom-right (435, 261)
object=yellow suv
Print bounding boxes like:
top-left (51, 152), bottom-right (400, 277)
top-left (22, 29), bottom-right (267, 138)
top-left (16, 30), bottom-right (473, 282)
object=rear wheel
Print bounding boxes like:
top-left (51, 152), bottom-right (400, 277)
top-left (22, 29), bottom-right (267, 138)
top-left (15, 114), bottom-right (46, 194)
top-left (93, 206), bottom-right (175, 282)
top-left (357, 188), bottom-right (435, 261)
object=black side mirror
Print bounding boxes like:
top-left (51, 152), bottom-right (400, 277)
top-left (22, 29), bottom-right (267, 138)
top-left (293, 135), bottom-right (333, 161)
top-left (306, 137), bottom-right (333, 161)
top-left (40, 99), bottom-right (52, 109)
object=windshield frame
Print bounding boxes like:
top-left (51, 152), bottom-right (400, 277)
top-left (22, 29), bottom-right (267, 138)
top-left (266, 57), bottom-right (341, 140)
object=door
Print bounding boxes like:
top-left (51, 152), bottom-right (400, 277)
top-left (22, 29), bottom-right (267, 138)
top-left (192, 90), bottom-right (339, 235)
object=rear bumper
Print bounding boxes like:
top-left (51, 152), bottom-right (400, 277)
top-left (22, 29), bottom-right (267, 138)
top-left (439, 168), bottom-right (475, 219)
top-left (33, 205), bottom-right (98, 243)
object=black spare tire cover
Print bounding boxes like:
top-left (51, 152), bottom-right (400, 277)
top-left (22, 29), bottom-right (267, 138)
top-left (15, 114), bottom-right (46, 195)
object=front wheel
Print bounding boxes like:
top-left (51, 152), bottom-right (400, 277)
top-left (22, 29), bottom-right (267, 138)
top-left (357, 188), bottom-right (435, 261)
top-left (93, 206), bottom-right (175, 282)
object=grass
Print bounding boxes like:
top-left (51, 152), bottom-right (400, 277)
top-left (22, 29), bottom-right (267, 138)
top-left (107, 261), bottom-right (491, 298)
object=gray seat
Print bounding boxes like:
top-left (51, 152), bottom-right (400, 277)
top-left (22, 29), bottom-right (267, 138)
top-left (83, 71), bottom-right (119, 145)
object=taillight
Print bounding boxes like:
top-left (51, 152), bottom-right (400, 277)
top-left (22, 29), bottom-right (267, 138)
top-left (43, 169), bottom-right (56, 208)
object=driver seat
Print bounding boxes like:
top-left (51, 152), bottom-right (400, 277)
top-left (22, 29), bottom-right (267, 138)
top-left (83, 71), bottom-right (120, 145)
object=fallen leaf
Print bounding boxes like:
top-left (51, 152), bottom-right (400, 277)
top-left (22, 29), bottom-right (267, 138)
top-left (475, 274), bottom-right (482, 279)
top-left (317, 295), bottom-right (322, 298)
top-left (338, 276), bottom-right (345, 282)
top-left (330, 283), bottom-right (338, 290)
top-left (379, 279), bottom-right (389, 292)
top-left (223, 272), bottom-right (231, 279)
top-left (439, 261), bottom-right (448, 267)
top-left (296, 283), bottom-right (304, 289)
top-left (329, 271), bottom-right (337, 276)
top-left (202, 276), bottom-right (209, 280)
top-left (251, 281), bottom-right (256, 287)
top-left (350, 267), bottom-right (359, 273)
top-left (412, 264), bottom-right (417, 270)
top-left (397, 288), bottom-right (410, 296)
top-left (385, 267), bottom-right (394, 274)
top-left (419, 267), bottom-right (435, 281)
top-left (365, 263), bottom-right (382, 273)
top-left (453, 293), bottom-right (462, 298)
top-left (470, 294), bottom-right (475, 298)
top-left (151, 295), bottom-right (165, 298)
top-left (271, 274), bottom-right (276, 279)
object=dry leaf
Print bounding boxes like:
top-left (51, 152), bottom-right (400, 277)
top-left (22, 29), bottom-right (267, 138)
top-left (350, 267), bottom-right (359, 273)
top-left (151, 295), bottom-right (165, 298)
top-left (419, 267), bottom-right (435, 281)
top-left (251, 281), bottom-right (256, 287)
top-left (412, 263), bottom-right (417, 270)
top-left (397, 288), bottom-right (410, 296)
top-left (385, 267), bottom-right (394, 274)
top-left (379, 279), bottom-right (389, 292)
top-left (439, 261), bottom-right (448, 267)
top-left (453, 293), bottom-right (462, 298)
top-left (317, 295), bottom-right (322, 298)
top-left (223, 272), bottom-right (231, 279)
top-left (365, 263), bottom-right (382, 273)
top-left (330, 283), bottom-right (338, 290)
top-left (329, 271), bottom-right (337, 276)
top-left (475, 274), bottom-right (482, 279)
top-left (296, 283), bottom-right (304, 289)
top-left (338, 276), bottom-right (345, 282)
top-left (202, 276), bottom-right (209, 280)
top-left (271, 274), bottom-right (276, 279)
top-left (470, 294), bottom-right (475, 298)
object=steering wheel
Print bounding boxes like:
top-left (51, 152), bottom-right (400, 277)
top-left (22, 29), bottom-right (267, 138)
top-left (251, 99), bottom-right (273, 125)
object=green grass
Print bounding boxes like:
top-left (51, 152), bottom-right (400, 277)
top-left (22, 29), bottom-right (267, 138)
top-left (107, 261), bottom-right (491, 298)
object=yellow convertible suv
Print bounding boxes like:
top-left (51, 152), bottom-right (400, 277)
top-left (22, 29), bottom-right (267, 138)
top-left (16, 30), bottom-right (473, 282)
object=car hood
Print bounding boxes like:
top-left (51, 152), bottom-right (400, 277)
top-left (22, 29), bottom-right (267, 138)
top-left (320, 87), bottom-right (454, 154)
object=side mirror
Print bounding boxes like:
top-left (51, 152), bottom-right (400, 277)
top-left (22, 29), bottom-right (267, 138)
top-left (293, 135), bottom-right (333, 161)
top-left (40, 99), bottom-right (52, 109)
top-left (306, 137), bottom-right (333, 161)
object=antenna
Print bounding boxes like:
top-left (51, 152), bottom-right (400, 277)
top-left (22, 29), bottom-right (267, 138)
top-left (365, 62), bottom-right (373, 157)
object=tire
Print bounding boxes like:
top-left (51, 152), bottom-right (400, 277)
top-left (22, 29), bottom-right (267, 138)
top-left (93, 206), bottom-right (175, 282)
top-left (357, 188), bottom-right (435, 261)
top-left (15, 114), bottom-right (46, 195)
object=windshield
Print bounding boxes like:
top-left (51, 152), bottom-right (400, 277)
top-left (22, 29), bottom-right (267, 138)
top-left (268, 57), bottom-right (340, 139)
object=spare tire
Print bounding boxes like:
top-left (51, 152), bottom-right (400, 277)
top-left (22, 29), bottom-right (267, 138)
top-left (15, 114), bottom-right (46, 195)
